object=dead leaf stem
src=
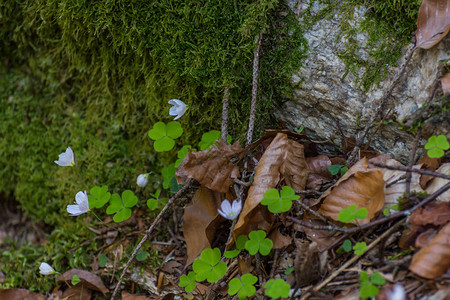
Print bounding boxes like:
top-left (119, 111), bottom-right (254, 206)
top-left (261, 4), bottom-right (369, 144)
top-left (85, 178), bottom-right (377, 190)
top-left (110, 179), bottom-right (199, 300)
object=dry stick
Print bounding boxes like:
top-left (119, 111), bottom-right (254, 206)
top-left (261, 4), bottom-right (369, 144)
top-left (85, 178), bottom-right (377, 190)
top-left (370, 163), bottom-right (450, 180)
top-left (347, 45), bottom-right (416, 167)
top-left (300, 219), bottom-right (406, 300)
top-left (246, 32), bottom-right (263, 147)
top-left (110, 179), bottom-right (198, 300)
top-left (405, 128), bottom-right (422, 200)
top-left (221, 86), bottom-right (230, 142)
top-left (289, 181), bottom-right (450, 235)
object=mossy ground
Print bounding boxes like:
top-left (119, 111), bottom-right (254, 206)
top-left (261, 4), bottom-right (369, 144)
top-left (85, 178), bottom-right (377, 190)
top-left (0, 0), bottom-right (421, 294)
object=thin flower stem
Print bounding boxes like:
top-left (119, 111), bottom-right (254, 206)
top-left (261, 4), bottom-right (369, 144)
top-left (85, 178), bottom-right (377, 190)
top-left (91, 211), bottom-right (104, 223)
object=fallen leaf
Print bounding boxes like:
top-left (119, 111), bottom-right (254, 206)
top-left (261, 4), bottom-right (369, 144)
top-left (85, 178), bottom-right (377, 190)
top-left (269, 228), bottom-right (292, 249)
top-left (62, 284), bottom-right (92, 300)
top-left (302, 217), bottom-right (341, 251)
top-left (232, 133), bottom-right (288, 242)
top-left (409, 202), bottom-right (450, 227)
top-left (441, 72), bottom-right (450, 94)
top-left (415, 228), bottom-right (438, 248)
top-left (426, 163), bottom-right (450, 202)
top-left (409, 222), bottom-right (450, 278)
top-left (318, 158), bottom-right (385, 225)
top-left (306, 155), bottom-right (333, 190)
top-left (183, 187), bottom-right (225, 266)
top-left (417, 153), bottom-right (441, 188)
top-left (0, 288), bottom-right (46, 300)
top-left (282, 139), bottom-right (309, 192)
top-left (176, 140), bottom-right (243, 193)
top-left (56, 269), bottom-right (108, 295)
top-left (294, 240), bottom-right (322, 287)
top-left (415, 0), bottom-right (450, 49)
top-left (122, 291), bottom-right (174, 300)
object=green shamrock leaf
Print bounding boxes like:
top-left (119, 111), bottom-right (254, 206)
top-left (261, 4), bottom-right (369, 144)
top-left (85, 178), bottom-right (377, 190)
top-left (146, 189), bottom-right (168, 211)
top-left (175, 145), bottom-right (194, 167)
top-left (328, 165), bottom-right (349, 176)
top-left (264, 278), bottom-right (290, 299)
top-left (198, 130), bottom-right (232, 150)
top-left (245, 230), bottom-right (273, 256)
top-left (360, 284), bottom-right (379, 298)
top-left (136, 250), bottom-right (149, 261)
top-left (98, 254), bottom-right (107, 268)
top-left (359, 271), bottom-right (385, 298)
top-left (353, 242), bottom-right (368, 255)
top-left (224, 249), bottom-right (240, 258)
top-left (284, 267), bottom-right (294, 275)
top-left (192, 248), bottom-right (227, 283)
top-left (106, 190), bottom-right (138, 222)
top-left (236, 235), bottom-right (249, 250)
top-left (179, 271), bottom-right (197, 293)
top-left (261, 186), bottom-right (299, 213)
top-left (161, 163), bottom-right (176, 189)
top-left (71, 274), bottom-right (81, 285)
top-left (338, 205), bottom-right (368, 223)
top-left (148, 121), bottom-right (183, 152)
top-left (425, 135), bottom-right (449, 158)
top-left (228, 273), bottom-right (258, 299)
top-left (88, 185), bottom-right (111, 208)
top-left (370, 272), bottom-right (386, 285)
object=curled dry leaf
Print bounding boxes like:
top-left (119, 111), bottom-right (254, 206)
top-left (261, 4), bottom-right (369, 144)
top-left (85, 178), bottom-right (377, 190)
top-left (302, 217), bottom-right (341, 251)
top-left (317, 158), bottom-right (385, 225)
top-left (415, 0), bottom-right (450, 49)
top-left (176, 140), bottom-right (243, 193)
top-left (56, 269), bottom-right (108, 295)
top-left (0, 289), bottom-right (46, 300)
top-left (409, 222), bottom-right (450, 278)
top-left (417, 153), bottom-right (441, 188)
top-left (269, 228), bottom-right (292, 249)
top-left (426, 163), bottom-right (450, 202)
top-left (306, 155), bottom-right (333, 191)
top-left (183, 186), bottom-right (226, 266)
top-left (233, 133), bottom-right (289, 242)
top-left (375, 159), bottom-right (424, 208)
top-left (282, 139), bottom-right (309, 192)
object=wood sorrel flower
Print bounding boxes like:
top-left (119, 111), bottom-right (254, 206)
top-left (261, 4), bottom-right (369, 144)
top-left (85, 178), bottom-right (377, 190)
top-left (168, 99), bottom-right (186, 120)
top-left (54, 147), bottom-right (76, 166)
top-left (218, 199), bottom-right (242, 220)
top-left (67, 191), bottom-right (90, 216)
top-left (39, 262), bottom-right (55, 275)
top-left (137, 173), bottom-right (149, 187)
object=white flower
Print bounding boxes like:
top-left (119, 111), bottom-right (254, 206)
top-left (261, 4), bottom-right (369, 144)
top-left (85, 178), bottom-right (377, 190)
top-left (137, 173), bottom-right (149, 187)
top-left (218, 199), bottom-right (242, 220)
top-left (168, 99), bottom-right (186, 120)
top-left (39, 262), bottom-right (55, 275)
top-left (55, 147), bottom-right (76, 166)
top-left (67, 191), bottom-right (90, 216)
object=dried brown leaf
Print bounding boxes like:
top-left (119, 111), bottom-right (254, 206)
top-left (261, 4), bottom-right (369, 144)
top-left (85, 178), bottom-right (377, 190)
top-left (409, 222), bottom-right (450, 278)
top-left (426, 163), bottom-right (450, 202)
top-left (56, 269), bottom-right (108, 295)
top-left (441, 72), bottom-right (450, 94)
top-left (122, 291), bottom-right (174, 300)
top-left (62, 284), bottom-right (92, 300)
top-left (269, 228), bottom-right (292, 249)
top-left (0, 288), bottom-right (46, 300)
top-left (283, 139), bottom-right (309, 191)
top-left (409, 202), bottom-right (450, 227)
top-left (294, 240), bottom-right (322, 287)
top-left (415, 0), bottom-right (450, 49)
top-left (176, 140), bottom-right (242, 193)
top-left (417, 153), bottom-right (441, 188)
top-left (183, 187), bottom-right (225, 266)
top-left (318, 158), bottom-right (385, 225)
top-left (233, 133), bottom-right (289, 241)
top-left (302, 217), bottom-right (341, 251)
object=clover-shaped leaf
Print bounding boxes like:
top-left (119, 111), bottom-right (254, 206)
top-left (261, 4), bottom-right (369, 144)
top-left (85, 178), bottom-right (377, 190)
top-left (236, 235), bottom-right (249, 250)
top-left (359, 271), bottom-right (385, 298)
top-left (88, 185), bottom-right (111, 208)
top-left (148, 121), bottom-right (183, 152)
top-left (71, 274), bottom-right (80, 285)
top-left (179, 271), bottom-right (197, 293)
top-left (261, 186), bottom-right (299, 213)
top-left (98, 254), bottom-right (107, 268)
top-left (175, 145), bottom-right (194, 167)
top-left (146, 189), bottom-right (168, 211)
top-left (370, 272), bottom-right (386, 285)
top-left (198, 130), bottom-right (231, 150)
top-left (161, 163), bottom-right (176, 189)
top-left (192, 248), bottom-right (227, 283)
top-left (353, 242), bottom-right (368, 255)
top-left (224, 249), bottom-right (240, 259)
top-left (245, 230), bottom-right (273, 256)
top-left (264, 278), bottom-right (290, 299)
top-left (337, 205), bottom-right (368, 223)
top-left (106, 190), bottom-right (138, 222)
top-left (136, 250), bottom-right (149, 262)
top-left (328, 164), bottom-right (348, 176)
top-left (228, 273), bottom-right (258, 299)
top-left (425, 135), bottom-right (449, 158)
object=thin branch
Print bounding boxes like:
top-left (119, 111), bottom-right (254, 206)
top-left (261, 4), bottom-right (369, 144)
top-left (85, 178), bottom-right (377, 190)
top-left (221, 86), bottom-right (230, 142)
top-left (405, 128), bottom-right (422, 199)
top-left (110, 179), bottom-right (198, 300)
top-left (246, 32), bottom-right (263, 147)
top-left (347, 45), bottom-right (416, 167)
top-left (370, 163), bottom-right (450, 180)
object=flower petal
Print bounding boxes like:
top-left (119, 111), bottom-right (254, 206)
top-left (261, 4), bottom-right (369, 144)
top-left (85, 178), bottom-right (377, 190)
top-left (67, 205), bottom-right (83, 216)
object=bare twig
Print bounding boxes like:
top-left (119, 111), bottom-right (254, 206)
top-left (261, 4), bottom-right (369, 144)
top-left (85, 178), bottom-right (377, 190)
top-left (405, 128), bottom-right (422, 199)
top-left (301, 219), bottom-right (406, 299)
top-left (347, 45), bottom-right (416, 167)
top-left (221, 86), bottom-right (230, 142)
top-left (110, 179), bottom-right (198, 299)
top-left (370, 163), bottom-right (450, 180)
top-left (246, 32), bottom-right (263, 147)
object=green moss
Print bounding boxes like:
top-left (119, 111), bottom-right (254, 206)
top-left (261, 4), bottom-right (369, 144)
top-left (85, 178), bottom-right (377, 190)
top-left (301, 0), bottom-right (421, 91)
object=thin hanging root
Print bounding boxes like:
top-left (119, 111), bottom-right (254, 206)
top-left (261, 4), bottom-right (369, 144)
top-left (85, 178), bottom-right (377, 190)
top-left (110, 179), bottom-right (198, 300)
